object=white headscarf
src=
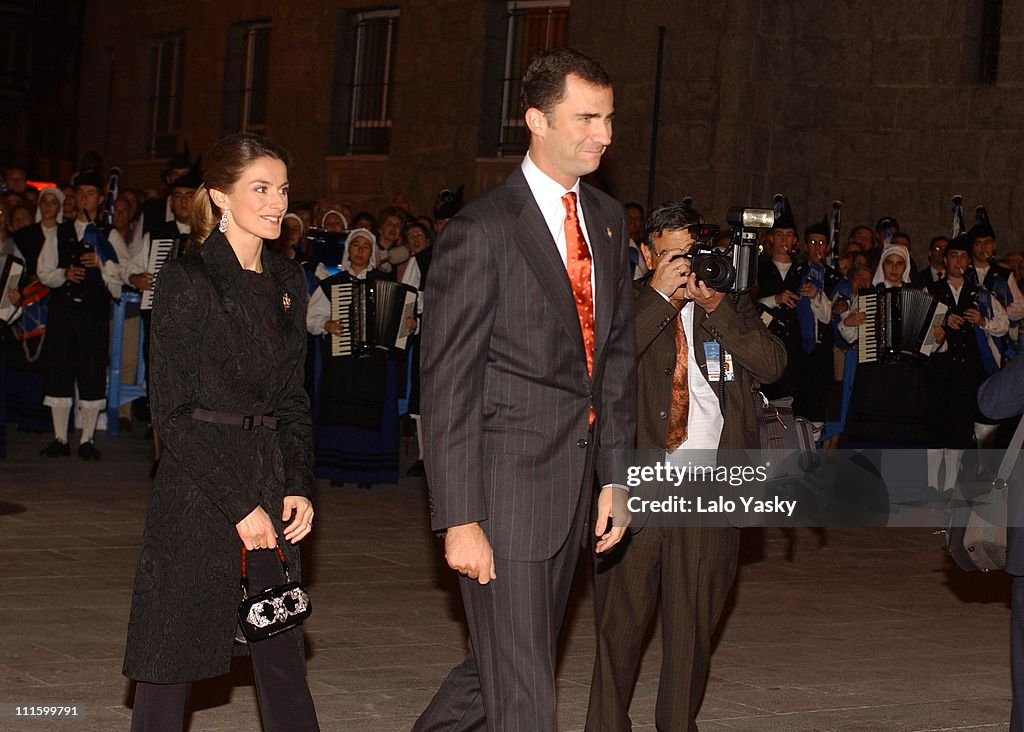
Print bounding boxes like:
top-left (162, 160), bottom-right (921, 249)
top-left (34, 187), bottom-right (65, 224)
top-left (282, 212), bottom-right (304, 236)
top-left (872, 244), bottom-right (912, 287)
top-left (340, 228), bottom-right (378, 273)
top-left (321, 209), bottom-right (349, 230)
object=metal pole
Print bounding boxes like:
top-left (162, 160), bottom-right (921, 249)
top-left (646, 26), bottom-right (666, 214)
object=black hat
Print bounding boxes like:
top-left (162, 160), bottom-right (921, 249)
top-left (805, 220), bottom-right (829, 240)
top-left (170, 156), bottom-right (203, 190)
top-left (770, 194), bottom-right (797, 231)
top-left (875, 216), bottom-right (898, 232)
top-left (969, 205), bottom-right (995, 240)
top-left (73, 169), bottom-right (104, 190)
top-left (165, 142), bottom-right (192, 173)
top-left (945, 234), bottom-right (971, 255)
top-left (434, 185), bottom-right (464, 220)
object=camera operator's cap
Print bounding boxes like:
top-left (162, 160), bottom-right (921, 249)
top-left (165, 142), bottom-right (192, 175)
top-left (434, 185), bottom-right (464, 220)
top-left (170, 156), bottom-right (203, 190)
top-left (770, 194), bottom-right (797, 231)
top-left (969, 205), bottom-right (995, 240)
top-left (945, 234), bottom-right (971, 254)
top-left (73, 169), bottom-right (104, 190)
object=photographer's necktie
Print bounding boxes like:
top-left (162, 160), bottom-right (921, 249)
top-left (666, 313), bottom-right (689, 451)
top-left (562, 192), bottom-right (595, 425)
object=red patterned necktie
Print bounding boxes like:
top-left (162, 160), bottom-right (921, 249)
top-left (562, 192), bottom-right (595, 425)
top-left (666, 312), bottom-right (689, 451)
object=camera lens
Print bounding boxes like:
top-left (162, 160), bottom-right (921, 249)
top-left (692, 254), bottom-right (735, 291)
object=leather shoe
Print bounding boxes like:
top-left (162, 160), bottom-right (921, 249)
top-left (78, 441), bottom-right (101, 461)
top-left (40, 439), bottom-right (70, 457)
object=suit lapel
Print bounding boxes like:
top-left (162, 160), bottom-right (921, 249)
top-left (507, 173), bottom-right (588, 361)
top-left (580, 185), bottom-right (616, 365)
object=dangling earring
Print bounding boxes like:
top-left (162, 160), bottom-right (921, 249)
top-left (218, 209), bottom-right (229, 233)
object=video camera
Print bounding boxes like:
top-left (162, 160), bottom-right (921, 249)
top-left (680, 207), bottom-right (774, 294)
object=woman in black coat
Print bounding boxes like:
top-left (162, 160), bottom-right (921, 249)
top-left (123, 134), bottom-right (319, 731)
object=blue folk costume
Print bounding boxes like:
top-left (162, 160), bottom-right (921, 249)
top-left (306, 229), bottom-right (401, 485)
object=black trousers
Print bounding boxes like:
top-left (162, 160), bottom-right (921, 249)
top-left (413, 486), bottom-right (589, 732)
top-left (586, 525), bottom-right (740, 732)
top-left (129, 549), bottom-right (319, 732)
top-left (44, 302), bottom-right (109, 401)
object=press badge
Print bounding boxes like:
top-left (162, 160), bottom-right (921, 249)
top-left (703, 342), bottom-right (735, 382)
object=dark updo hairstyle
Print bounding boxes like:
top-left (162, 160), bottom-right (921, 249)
top-left (189, 133), bottom-right (291, 250)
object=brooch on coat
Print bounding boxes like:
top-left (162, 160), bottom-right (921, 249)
top-left (606, 226), bottom-right (613, 238)
top-left (282, 292), bottom-right (292, 312)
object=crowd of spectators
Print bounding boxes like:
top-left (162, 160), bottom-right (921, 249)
top-left (2, 153), bottom-right (1022, 491)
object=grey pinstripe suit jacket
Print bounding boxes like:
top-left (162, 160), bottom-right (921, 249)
top-left (421, 167), bottom-right (637, 561)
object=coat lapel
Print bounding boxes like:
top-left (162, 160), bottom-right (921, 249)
top-left (506, 173), bottom-right (588, 360)
top-left (580, 185), bottom-right (616, 366)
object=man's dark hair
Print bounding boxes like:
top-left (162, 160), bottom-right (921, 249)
top-left (642, 201), bottom-right (703, 248)
top-left (624, 201), bottom-right (644, 215)
top-left (520, 47), bottom-right (611, 116)
top-left (929, 235), bottom-right (949, 250)
top-left (892, 231), bottom-right (912, 246)
top-left (848, 225), bottom-right (873, 241)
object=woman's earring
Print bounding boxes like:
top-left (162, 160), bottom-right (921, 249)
top-left (218, 209), bottom-right (229, 233)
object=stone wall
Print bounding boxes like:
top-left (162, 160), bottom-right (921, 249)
top-left (78, 0), bottom-right (1024, 260)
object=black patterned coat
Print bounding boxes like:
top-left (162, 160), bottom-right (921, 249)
top-left (123, 231), bottom-right (313, 683)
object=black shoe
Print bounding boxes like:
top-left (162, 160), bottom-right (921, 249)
top-left (78, 441), bottom-right (101, 461)
top-left (406, 460), bottom-right (426, 477)
top-left (40, 439), bottom-right (70, 457)
top-left (150, 459), bottom-right (160, 479)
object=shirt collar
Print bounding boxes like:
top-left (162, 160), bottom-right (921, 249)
top-left (521, 152), bottom-right (580, 204)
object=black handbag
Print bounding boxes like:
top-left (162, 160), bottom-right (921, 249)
top-left (237, 546), bottom-right (312, 642)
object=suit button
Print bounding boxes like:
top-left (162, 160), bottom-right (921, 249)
top-left (577, 438), bottom-right (588, 448)
top-left (663, 367), bottom-right (672, 375)
top-left (659, 410), bottom-right (667, 419)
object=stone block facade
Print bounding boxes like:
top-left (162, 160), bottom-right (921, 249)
top-left (77, 0), bottom-right (1024, 260)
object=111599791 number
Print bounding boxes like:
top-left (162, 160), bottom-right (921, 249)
top-left (11, 705), bottom-right (80, 716)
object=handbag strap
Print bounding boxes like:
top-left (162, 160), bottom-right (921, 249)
top-left (995, 415), bottom-right (1024, 486)
top-left (240, 545), bottom-right (292, 597)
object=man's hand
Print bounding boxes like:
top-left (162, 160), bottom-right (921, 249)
top-left (946, 312), bottom-right (967, 330)
top-left (595, 485), bottom-right (630, 553)
top-left (684, 275), bottom-right (725, 314)
top-left (65, 265), bottom-right (86, 283)
top-left (129, 273), bottom-right (153, 291)
top-left (5, 288), bottom-right (19, 306)
top-left (235, 505), bottom-right (278, 550)
top-left (963, 307), bottom-right (986, 327)
top-left (649, 246), bottom-right (692, 303)
top-left (80, 252), bottom-right (100, 269)
top-left (774, 290), bottom-right (799, 308)
top-left (798, 282), bottom-right (819, 298)
top-left (843, 310), bottom-right (866, 327)
top-left (444, 522), bottom-right (496, 584)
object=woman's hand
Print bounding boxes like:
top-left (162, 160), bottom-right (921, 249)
top-left (235, 505), bottom-right (278, 550)
top-left (282, 495), bottom-right (314, 544)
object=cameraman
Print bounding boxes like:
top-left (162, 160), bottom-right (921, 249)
top-left (586, 202), bottom-right (786, 731)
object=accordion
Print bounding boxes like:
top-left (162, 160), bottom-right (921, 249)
top-left (140, 236), bottom-right (180, 310)
top-left (857, 287), bottom-right (948, 364)
top-left (329, 279), bottom-right (417, 357)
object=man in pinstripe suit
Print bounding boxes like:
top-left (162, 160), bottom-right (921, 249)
top-left (413, 48), bottom-right (637, 731)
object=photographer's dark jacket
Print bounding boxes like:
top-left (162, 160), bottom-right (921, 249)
top-left (633, 278), bottom-right (786, 453)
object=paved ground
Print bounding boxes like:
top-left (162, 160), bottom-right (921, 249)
top-left (0, 425), bottom-right (1015, 731)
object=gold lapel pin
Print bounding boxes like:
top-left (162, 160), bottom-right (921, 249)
top-left (282, 292), bottom-right (292, 312)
